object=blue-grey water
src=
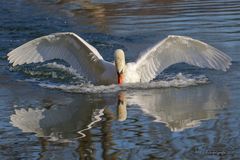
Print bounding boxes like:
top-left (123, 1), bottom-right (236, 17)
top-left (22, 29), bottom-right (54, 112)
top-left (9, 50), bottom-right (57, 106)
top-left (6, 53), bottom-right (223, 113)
top-left (1, 0), bottom-right (240, 159)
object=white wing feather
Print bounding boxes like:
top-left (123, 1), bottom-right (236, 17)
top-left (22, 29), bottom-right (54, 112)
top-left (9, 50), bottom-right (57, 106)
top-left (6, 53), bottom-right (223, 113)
top-left (7, 32), bottom-right (114, 83)
top-left (135, 35), bottom-right (232, 82)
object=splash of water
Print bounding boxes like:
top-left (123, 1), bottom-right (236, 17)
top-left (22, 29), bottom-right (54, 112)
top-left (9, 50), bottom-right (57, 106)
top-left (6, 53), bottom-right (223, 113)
top-left (39, 73), bottom-right (208, 93)
top-left (15, 62), bottom-right (209, 93)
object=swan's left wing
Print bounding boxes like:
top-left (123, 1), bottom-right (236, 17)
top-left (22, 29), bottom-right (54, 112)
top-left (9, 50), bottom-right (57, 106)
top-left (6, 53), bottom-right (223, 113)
top-left (7, 32), bottom-right (114, 83)
top-left (134, 35), bottom-right (232, 82)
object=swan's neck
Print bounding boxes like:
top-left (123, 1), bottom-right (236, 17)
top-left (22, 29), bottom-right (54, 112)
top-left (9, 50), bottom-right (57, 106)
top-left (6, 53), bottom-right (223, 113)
top-left (114, 49), bottom-right (126, 84)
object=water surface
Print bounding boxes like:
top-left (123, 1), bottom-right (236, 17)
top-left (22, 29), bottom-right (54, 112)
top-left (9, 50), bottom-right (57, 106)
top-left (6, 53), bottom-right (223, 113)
top-left (0, 0), bottom-right (240, 159)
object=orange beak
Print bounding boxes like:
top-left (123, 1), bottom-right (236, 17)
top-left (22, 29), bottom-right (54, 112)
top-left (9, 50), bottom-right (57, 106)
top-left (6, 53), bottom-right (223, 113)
top-left (117, 72), bottom-right (124, 84)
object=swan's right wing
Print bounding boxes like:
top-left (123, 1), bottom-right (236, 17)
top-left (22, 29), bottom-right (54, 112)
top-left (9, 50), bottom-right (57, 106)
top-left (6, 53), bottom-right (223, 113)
top-left (134, 35), bottom-right (232, 82)
top-left (7, 32), bottom-right (114, 82)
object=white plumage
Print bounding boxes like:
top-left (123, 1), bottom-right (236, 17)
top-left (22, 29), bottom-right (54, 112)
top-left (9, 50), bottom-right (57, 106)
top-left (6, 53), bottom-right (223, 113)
top-left (7, 32), bottom-right (231, 85)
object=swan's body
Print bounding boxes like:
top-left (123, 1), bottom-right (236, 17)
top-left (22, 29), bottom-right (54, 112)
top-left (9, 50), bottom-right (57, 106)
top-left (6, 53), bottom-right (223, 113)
top-left (7, 32), bottom-right (231, 85)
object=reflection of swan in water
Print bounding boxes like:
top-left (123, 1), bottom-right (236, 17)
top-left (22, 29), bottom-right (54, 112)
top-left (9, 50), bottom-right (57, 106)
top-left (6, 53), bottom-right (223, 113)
top-left (117, 92), bottom-right (127, 121)
top-left (10, 98), bottom-right (105, 141)
top-left (10, 84), bottom-right (229, 141)
top-left (120, 85), bottom-right (229, 131)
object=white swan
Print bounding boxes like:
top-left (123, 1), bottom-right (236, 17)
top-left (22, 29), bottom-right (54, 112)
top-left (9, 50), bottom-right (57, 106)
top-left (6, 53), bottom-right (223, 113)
top-left (7, 32), bottom-right (231, 85)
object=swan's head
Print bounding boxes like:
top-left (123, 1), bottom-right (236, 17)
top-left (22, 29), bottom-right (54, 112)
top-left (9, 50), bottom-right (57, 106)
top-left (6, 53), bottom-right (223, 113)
top-left (114, 49), bottom-right (125, 84)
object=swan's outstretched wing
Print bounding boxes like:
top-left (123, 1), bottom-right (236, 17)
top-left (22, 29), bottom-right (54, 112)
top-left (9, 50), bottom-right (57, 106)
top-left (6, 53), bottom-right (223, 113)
top-left (134, 35), bottom-right (232, 82)
top-left (7, 32), bottom-right (114, 82)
